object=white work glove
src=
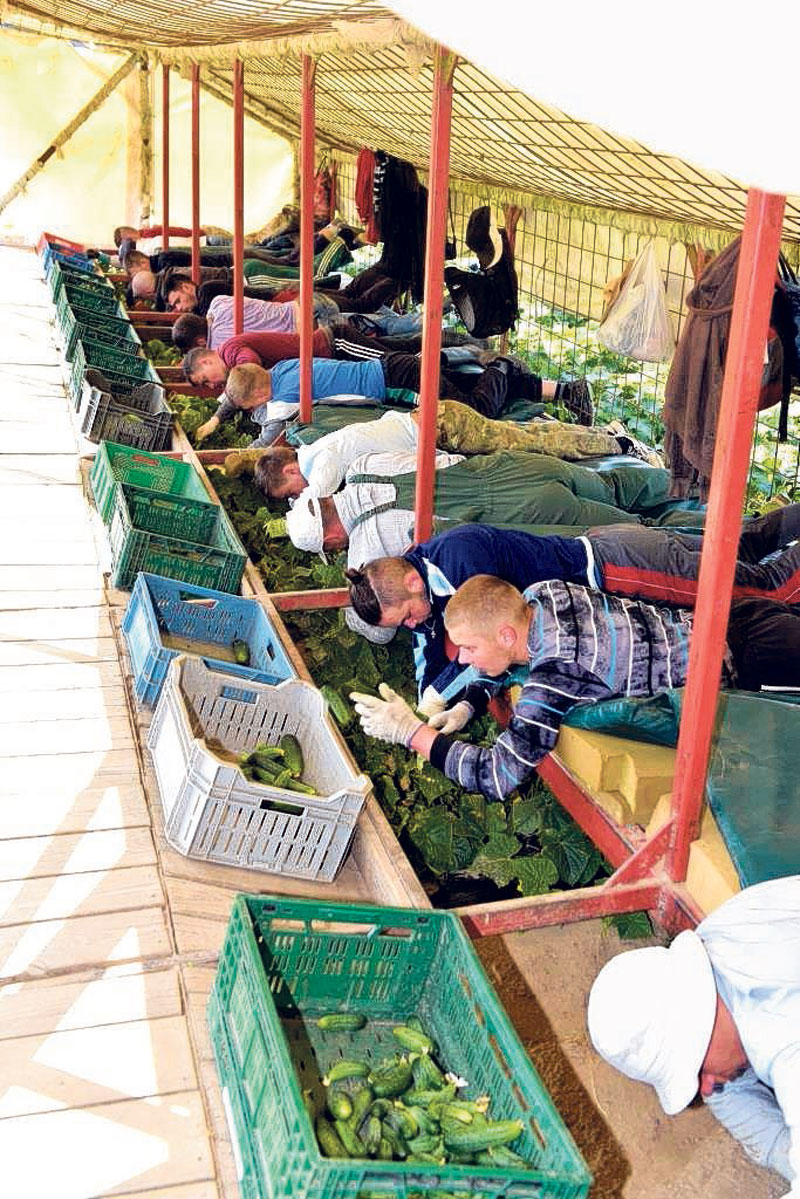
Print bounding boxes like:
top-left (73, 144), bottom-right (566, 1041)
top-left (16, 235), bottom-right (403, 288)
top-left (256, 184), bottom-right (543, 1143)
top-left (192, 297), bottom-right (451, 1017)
top-left (417, 685), bottom-right (448, 717)
top-left (427, 701), bottom-right (474, 735)
top-left (350, 682), bottom-right (424, 747)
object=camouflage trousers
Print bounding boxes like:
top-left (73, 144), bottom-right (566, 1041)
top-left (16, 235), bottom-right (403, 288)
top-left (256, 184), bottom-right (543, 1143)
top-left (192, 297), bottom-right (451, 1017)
top-left (435, 400), bottom-right (620, 461)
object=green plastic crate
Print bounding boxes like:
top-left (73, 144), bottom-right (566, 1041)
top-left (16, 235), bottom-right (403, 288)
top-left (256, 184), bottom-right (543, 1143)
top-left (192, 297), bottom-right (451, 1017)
top-left (108, 485), bottom-right (246, 592)
top-left (50, 261), bottom-right (113, 302)
top-left (62, 302), bottom-right (140, 361)
top-left (55, 283), bottom-right (120, 333)
top-left (208, 895), bottom-right (592, 1199)
top-left (89, 440), bottom-right (210, 524)
top-left (118, 482), bottom-right (221, 544)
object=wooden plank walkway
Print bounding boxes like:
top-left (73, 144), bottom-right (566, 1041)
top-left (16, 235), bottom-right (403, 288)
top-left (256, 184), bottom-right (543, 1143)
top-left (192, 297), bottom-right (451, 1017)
top-left (0, 246), bottom-right (426, 1199)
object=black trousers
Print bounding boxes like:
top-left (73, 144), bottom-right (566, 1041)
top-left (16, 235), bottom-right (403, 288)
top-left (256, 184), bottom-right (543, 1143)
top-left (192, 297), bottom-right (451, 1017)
top-left (589, 505), bottom-right (800, 606)
top-left (727, 598), bottom-right (800, 689)
top-left (377, 351), bottom-right (512, 417)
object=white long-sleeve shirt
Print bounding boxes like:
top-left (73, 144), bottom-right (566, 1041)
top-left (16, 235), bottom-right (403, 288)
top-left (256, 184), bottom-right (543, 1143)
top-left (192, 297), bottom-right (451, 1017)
top-left (299, 410), bottom-right (418, 496)
top-left (698, 876), bottom-right (800, 1193)
top-left (206, 293), bottom-right (296, 348)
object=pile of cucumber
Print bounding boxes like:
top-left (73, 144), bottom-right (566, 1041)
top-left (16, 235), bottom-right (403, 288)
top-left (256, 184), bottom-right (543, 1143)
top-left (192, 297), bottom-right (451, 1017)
top-left (238, 734), bottom-right (317, 795)
top-left (309, 1014), bottom-right (528, 1169)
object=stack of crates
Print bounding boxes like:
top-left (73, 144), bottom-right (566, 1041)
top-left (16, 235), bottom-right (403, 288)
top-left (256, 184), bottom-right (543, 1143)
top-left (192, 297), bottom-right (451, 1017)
top-left (39, 233), bottom-right (169, 448)
top-left (89, 441), bottom-right (246, 592)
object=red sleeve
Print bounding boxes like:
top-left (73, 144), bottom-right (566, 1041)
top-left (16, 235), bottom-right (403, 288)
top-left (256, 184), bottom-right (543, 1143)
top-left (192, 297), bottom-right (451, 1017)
top-left (219, 331), bottom-right (303, 368)
top-left (139, 224), bottom-right (196, 239)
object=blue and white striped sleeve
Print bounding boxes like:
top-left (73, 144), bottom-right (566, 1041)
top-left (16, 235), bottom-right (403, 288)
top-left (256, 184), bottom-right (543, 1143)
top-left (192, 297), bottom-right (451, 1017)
top-left (438, 664), bottom-right (609, 800)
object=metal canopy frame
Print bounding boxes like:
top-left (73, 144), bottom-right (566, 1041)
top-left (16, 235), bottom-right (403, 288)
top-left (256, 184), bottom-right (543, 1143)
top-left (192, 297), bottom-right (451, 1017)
top-left (174, 42), bottom-right (787, 939)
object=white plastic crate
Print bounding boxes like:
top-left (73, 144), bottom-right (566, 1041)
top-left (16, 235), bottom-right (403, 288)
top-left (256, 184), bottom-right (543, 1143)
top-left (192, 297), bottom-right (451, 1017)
top-left (147, 656), bottom-right (370, 882)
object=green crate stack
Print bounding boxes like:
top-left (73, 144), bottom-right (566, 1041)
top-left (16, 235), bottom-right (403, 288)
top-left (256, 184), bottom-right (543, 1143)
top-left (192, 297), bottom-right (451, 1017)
top-left (89, 440), bottom-right (210, 524)
top-left (108, 489), bottom-right (246, 592)
top-left (49, 260), bottom-right (113, 301)
top-left (62, 303), bottom-right (141, 361)
top-left (69, 336), bottom-right (157, 408)
top-left (208, 894), bottom-right (592, 1199)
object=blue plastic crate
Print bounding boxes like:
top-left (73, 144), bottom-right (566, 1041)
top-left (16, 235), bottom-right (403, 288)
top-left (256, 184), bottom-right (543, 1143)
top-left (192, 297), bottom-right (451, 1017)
top-left (122, 573), bottom-right (295, 706)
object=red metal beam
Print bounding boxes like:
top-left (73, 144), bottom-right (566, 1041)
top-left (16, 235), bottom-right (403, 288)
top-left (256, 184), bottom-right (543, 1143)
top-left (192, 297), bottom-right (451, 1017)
top-left (191, 65), bottom-right (201, 286)
top-left (457, 878), bottom-right (661, 938)
top-left (414, 45), bottom-right (457, 543)
top-left (605, 819), bottom-right (672, 885)
top-left (298, 53), bottom-right (317, 424)
top-left (232, 58), bottom-right (245, 336)
top-left (161, 65), bottom-right (170, 250)
top-left (536, 754), bottom-right (644, 869)
top-left (269, 587), bottom-right (349, 611)
top-left (667, 189), bottom-right (786, 882)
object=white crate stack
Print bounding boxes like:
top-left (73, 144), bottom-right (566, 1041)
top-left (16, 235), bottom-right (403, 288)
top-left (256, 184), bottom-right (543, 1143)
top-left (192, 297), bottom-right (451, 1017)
top-left (147, 656), bottom-right (370, 882)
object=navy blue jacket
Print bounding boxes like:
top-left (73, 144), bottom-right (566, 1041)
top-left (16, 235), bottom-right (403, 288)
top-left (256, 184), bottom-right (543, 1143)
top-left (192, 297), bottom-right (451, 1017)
top-left (403, 523), bottom-right (590, 703)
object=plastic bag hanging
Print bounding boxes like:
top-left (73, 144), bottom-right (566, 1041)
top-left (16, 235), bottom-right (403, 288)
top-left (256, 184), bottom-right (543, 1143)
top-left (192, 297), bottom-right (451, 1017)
top-left (597, 241), bottom-right (674, 361)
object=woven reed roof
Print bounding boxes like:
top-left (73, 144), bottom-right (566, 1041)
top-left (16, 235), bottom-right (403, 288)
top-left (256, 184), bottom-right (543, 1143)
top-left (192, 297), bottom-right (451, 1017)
top-left (7, 0), bottom-right (800, 243)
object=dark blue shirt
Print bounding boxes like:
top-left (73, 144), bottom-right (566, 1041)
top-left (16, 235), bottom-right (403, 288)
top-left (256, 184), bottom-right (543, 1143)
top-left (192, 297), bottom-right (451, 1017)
top-left (402, 523), bottom-right (590, 700)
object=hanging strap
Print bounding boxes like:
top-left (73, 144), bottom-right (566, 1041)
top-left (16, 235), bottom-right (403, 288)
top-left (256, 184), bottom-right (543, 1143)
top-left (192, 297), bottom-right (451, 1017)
top-left (350, 498), bottom-right (400, 529)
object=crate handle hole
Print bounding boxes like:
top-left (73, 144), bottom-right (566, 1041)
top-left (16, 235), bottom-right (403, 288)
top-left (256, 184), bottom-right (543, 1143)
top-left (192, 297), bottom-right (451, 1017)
top-left (377, 927), bottom-right (413, 940)
top-left (269, 918), bottom-right (306, 933)
top-left (310, 919), bottom-right (376, 937)
top-left (473, 1002), bottom-right (486, 1028)
top-left (529, 1115), bottom-right (547, 1149)
top-left (511, 1082), bottom-right (529, 1112)
top-left (488, 1033), bottom-right (512, 1078)
top-left (459, 973), bottom-right (473, 1000)
top-left (259, 798), bottom-right (304, 817)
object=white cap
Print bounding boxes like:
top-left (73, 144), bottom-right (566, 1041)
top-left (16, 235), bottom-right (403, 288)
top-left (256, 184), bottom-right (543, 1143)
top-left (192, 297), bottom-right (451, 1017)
top-left (286, 492), bottom-right (324, 553)
top-left (587, 930), bottom-right (717, 1115)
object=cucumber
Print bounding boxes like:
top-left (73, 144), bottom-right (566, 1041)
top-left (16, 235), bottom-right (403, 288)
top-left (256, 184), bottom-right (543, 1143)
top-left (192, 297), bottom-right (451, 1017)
top-left (411, 1053), bottom-right (446, 1091)
top-left (252, 765), bottom-right (283, 785)
top-left (315, 1115), bottom-right (347, 1158)
top-left (403, 1082), bottom-right (455, 1108)
top-left (406, 1131), bottom-right (441, 1156)
top-left (435, 1103), bottom-right (473, 1125)
top-left (335, 1117), bottom-right (365, 1157)
top-left (384, 1105), bottom-right (418, 1140)
top-left (316, 1013), bottom-right (367, 1031)
top-left (285, 777), bottom-right (317, 795)
top-left (359, 1114), bottom-right (382, 1155)
top-left (370, 1059), bottom-right (413, 1098)
top-left (369, 1098), bottom-right (391, 1119)
top-left (323, 1059), bottom-right (370, 1085)
top-left (443, 1118), bottom-right (524, 1153)
top-left (476, 1144), bottom-right (531, 1168)
top-left (279, 733), bottom-right (304, 777)
top-left (376, 1136), bottom-right (394, 1160)
top-left (348, 1086), bottom-right (374, 1129)
top-left (378, 1122), bottom-right (406, 1158)
top-left (321, 684), bottom-right (352, 727)
top-left (327, 1089), bottom-right (353, 1121)
top-left (231, 638), bottom-right (251, 666)
top-left (392, 1025), bottom-right (433, 1055)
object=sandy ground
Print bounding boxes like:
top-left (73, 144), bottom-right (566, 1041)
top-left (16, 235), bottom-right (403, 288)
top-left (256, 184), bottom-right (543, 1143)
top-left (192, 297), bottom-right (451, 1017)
top-left (474, 920), bottom-right (786, 1199)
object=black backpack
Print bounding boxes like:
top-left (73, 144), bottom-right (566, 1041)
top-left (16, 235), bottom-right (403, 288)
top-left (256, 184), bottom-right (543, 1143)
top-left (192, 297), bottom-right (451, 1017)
top-left (444, 207), bottom-right (519, 339)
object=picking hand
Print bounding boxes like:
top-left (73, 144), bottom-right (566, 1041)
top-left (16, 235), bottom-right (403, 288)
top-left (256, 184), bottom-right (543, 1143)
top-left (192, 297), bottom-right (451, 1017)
top-left (195, 418), bottom-right (217, 443)
top-left (349, 682), bottom-right (424, 747)
top-left (427, 700), bottom-right (474, 735)
top-left (417, 685), bottom-right (447, 717)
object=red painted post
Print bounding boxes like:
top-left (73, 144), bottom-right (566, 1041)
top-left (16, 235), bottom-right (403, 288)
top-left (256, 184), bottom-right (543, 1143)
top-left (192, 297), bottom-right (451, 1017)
top-left (161, 65), bottom-right (170, 249)
top-left (298, 54), bottom-right (316, 424)
top-left (414, 45), bottom-right (457, 543)
top-left (233, 58), bottom-right (245, 335)
top-left (667, 189), bottom-right (785, 882)
top-left (191, 65), bottom-right (201, 286)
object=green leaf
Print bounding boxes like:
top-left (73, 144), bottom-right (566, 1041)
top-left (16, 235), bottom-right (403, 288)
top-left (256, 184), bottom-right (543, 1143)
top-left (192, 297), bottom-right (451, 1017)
top-left (465, 833), bottom-right (522, 888)
top-left (406, 808), bottom-right (480, 875)
top-left (543, 825), bottom-right (597, 887)
top-left (513, 854), bottom-right (559, 896)
top-left (413, 765), bottom-right (454, 803)
top-left (606, 911), bottom-right (653, 940)
top-left (509, 796), bottom-right (543, 836)
top-left (457, 793), bottom-right (487, 841)
top-left (486, 803), bottom-right (508, 835)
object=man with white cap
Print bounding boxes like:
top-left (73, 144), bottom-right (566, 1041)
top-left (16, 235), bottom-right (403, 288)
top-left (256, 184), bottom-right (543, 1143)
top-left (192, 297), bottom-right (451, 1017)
top-left (588, 875), bottom-right (800, 1192)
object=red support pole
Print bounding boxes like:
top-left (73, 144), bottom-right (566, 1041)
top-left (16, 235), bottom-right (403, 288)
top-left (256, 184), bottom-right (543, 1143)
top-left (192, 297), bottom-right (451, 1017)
top-left (191, 65), bottom-right (201, 286)
top-left (161, 65), bottom-right (170, 250)
top-left (667, 189), bottom-right (785, 882)
top-left (233, 58), bottom-right (245, 336)
top-left (414, 45), bottom-right (457, 543)
top-left (298, 54), bottom-right (316, 424)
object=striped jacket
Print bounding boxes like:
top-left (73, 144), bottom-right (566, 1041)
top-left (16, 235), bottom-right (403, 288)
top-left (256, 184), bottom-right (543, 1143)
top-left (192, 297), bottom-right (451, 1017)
top-left (437, 580), bottom-right (698, 800)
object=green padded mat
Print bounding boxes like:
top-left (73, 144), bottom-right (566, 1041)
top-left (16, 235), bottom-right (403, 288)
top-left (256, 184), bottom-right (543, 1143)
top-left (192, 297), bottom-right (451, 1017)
top-left (566, 689), bottom-right (800, 886)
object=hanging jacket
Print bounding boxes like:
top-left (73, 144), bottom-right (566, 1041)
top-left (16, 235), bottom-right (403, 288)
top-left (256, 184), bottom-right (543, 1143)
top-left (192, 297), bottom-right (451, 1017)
top-left (373, 151), bottom-right (428, 301)
top-left (355, 147), bottom-right (379, 243)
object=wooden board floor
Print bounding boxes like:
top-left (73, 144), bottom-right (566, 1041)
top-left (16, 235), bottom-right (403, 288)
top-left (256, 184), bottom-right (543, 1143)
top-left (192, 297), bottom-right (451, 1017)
top-left (0, 246), bottom-right (424, 1199)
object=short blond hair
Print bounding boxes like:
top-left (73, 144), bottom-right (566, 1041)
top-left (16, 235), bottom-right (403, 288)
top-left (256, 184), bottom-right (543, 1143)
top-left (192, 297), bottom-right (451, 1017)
top-left (226, 363), bottom-right (270, 407)
top-left (444, 575), bottom-right (528, 634)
